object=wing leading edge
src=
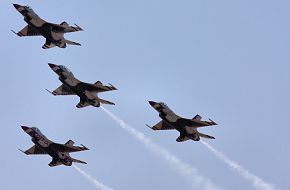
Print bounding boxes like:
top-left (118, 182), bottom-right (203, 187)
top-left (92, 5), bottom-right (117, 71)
top-left (146, 120), bottom-right (175, 130)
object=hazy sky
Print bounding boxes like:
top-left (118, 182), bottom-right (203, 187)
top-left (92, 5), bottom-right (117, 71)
top-left (1, 0), bottom-right (289, 190)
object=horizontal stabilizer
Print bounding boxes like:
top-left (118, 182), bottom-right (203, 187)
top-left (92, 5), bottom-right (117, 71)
top-left (198, 132), bottom-right (215, 139)
top-left (65, 40), bottom-right (81, 46)
top-left (100, 98), bottom-right (115, 105)
top-left (72, 158), bottom-right (87, 164)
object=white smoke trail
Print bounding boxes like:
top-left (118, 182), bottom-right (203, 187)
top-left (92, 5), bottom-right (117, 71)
top-left (101, 106), bottom-right (222, 190)
top-left (73, 165), bottom-right (114, 190)
top-left (200, 140), bottom-right (279, 190)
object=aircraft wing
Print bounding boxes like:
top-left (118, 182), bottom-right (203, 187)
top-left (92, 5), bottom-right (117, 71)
top-left (49, 84), bottom-right (76, 96)
top-left (80, 82), bottom-right (117, 93)
top-left (146, 121), bottom-right (175, 130)
top-left (52, 143), bottom-right (89, 153)
top-left (12, 25), bottom-right (41, 37)
top-left (19, 145), bottom-right (47, 155)
top-left (183, 118), bottom-right (217, 128)
top-left (51, 22), bottom-right (83, 33)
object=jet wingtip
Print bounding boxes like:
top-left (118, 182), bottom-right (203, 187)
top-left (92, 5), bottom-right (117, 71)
top-left (11, 30), bottom-right (21, 37)
top-left (80, 144), bottom-right (89, 150)
top-left (209, 119), bottom-right (218, 125)
top-left (74, 23), bottom-right (84, 31)
top-left (108, 83), bottom-right (117, 90)
top-left (45, 89), bottom-right (56, 96)
top-left (146, 124), bottom-right (154, 130)
top-left (18, 149), bottom-right (28, 155)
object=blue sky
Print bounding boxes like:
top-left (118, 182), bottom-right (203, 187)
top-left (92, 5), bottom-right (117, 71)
top-left (0, 0), bottom-right (289, 190)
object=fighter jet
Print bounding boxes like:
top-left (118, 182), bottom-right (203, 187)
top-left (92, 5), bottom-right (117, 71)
top-left (147, 101), bottom-right (217, 142)
top-left (47, 63), bottom-right (117, 108)
top-left (12, 4), bottom-right (83, 49)
top-left (19, 126), bottom-right (89, 167)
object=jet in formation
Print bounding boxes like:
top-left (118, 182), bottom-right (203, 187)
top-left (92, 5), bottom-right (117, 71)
top-left (12, 4), bottom-right (83, 49)
top-left (47, 63), bottom-right (117, 108)
top-left (20, 126), bottom-right (88, 167)
top-left (147, 101), bottom-right (217, 142)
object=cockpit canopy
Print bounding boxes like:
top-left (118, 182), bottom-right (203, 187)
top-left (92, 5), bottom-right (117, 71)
top-left (31, 127), bottom-right (40, 132)
top-left (24, 6), bottom-right (33, 11)
top-left (59, 65), bottom-right (74, 76)
top-left (31, 127), bottom-right (46, 136)
top-left (159, 102), bottom-right (168, 108)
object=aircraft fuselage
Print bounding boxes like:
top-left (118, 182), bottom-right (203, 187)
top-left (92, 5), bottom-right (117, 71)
top-left (59, 75), bottom-right (98, 107)
top-left (25, 128), bottom-right (73, 166)
top-left (15, 4), bottom-right (65, 47)
top-left (159, 113), bottom-right (200, 141)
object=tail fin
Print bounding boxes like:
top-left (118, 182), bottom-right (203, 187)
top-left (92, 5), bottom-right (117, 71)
top-left (198, 132), bottom-right (215, 139)
top-left (65, 39), bottom-right (81, 46)
top-left (192, 114), bottom-right (202, 121)
top-left (60, 21), bottom-right (69, 27)
top-left (95, 81), bottom-right (103, 85)
top-left (65, 140), bottom-right (75, 146)
top-left (72, 158), bottom-right (87, 165)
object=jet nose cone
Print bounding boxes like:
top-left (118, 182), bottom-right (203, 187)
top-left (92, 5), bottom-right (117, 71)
top-left (13, 4), bottom-right (21, 9)
top-left (21, 126), bottom-right (29, 131)
top-left (149, 101), bottom-right (157, 107)
top-left (48, 63), bottom-right (56, 69)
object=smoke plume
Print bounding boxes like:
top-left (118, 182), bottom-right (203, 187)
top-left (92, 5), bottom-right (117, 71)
top-left (101, 107), bottom-right (222, 190)
top-left (201, 140), bottom-right (279, 190)
top-left (73, 165), bottom-right (114, 190)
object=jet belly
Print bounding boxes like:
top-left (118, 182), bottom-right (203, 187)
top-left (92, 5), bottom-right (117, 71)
top-left (26, 17), bottom-right (45, 28)
top-left (162, 118), bottom-right (200, 141)
top-left (24, 20), bottom-right (62, 47)
top-left (60, 78), bottom-right (95, 103)
top-left (31, 141), bottom-right (72, 166)
top-left (25, 20), bottom-right (55, 42)
top-left (31, 139), bottom-right (56, 158)
top-left (163, 119), bottom-right (187, 134)
top-left (38, 23), bottom-right (55, 39)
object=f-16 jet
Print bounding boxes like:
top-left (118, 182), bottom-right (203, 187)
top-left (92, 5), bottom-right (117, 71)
top-left (12, 4), bottom-right (83, 49)
top-left (47, 63), bottom-right (117, 108)
top-left (147, 101), bottom-right (217, 142)
top-left (19, 126), bottom-right (88, 167)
